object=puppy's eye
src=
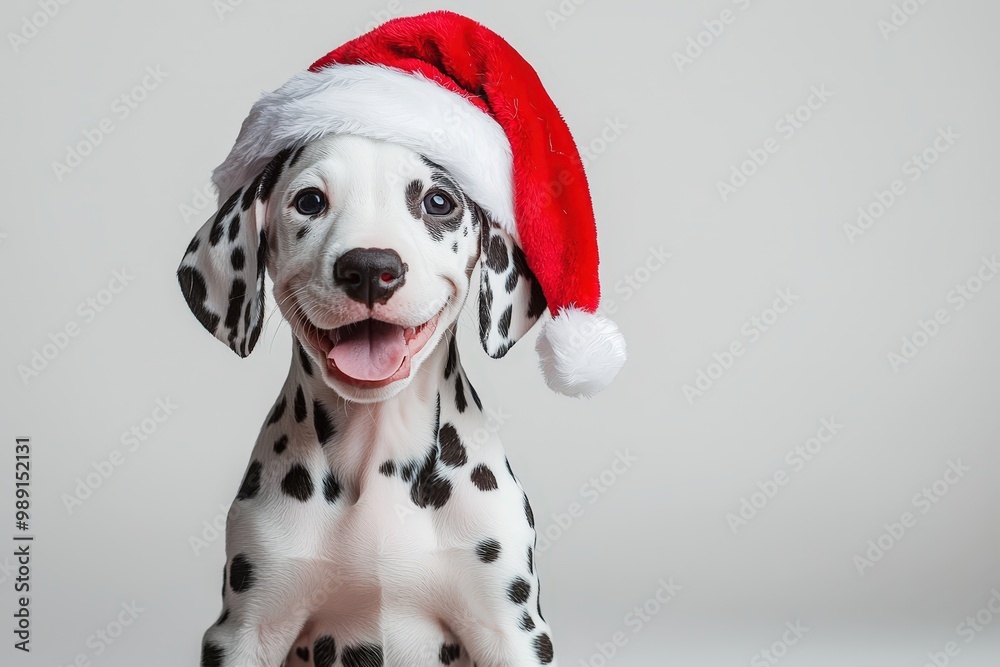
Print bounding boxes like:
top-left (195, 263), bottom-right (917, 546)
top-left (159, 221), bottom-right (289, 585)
top-left (294, 189), bottom-right (327, 216)
top-left (423, 191), bottom-right (455, 216)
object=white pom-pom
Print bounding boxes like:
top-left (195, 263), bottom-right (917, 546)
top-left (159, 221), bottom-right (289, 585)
top-left (535, 307), bottom-right (627, 397)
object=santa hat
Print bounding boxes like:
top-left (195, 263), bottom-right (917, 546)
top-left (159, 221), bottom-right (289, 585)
top-left (212, 10), bottom-right (627, 397)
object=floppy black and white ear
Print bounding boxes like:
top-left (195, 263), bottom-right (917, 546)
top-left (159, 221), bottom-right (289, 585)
top-left (478, 216), bottom-right (548, 359)
top-left (177, 150), bottom-right (290, 357)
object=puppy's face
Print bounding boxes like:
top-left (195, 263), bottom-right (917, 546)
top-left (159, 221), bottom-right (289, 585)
top-left (178, 134), bottom-right (547, 404)
top-left (267, 135), bottom-right (480, 401)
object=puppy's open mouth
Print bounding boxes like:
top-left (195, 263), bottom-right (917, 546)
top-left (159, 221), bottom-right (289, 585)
top-left (303, 314), bottom-right (440, 388)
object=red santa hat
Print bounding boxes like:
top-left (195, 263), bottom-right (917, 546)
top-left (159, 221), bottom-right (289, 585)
top-left (213, 10), bottom-right (627, 397)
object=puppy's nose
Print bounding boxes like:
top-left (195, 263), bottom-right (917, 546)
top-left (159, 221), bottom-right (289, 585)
top-left (333, 248), bottom-right (407, 308)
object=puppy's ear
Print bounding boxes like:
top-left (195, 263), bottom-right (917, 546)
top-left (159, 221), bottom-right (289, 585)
top-left (477, 209), bottom-right (548, 359)
top-left (177, 149), bottom-right (291, 357)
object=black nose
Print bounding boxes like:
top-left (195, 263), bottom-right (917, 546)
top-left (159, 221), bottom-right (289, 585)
top-left (333, 248), bottom-right (407, 308)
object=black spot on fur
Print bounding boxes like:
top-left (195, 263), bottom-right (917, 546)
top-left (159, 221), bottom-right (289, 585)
top-left (296, 225), bottom-right (309, 240)
top-left (242, 174), bottom-right (262, 210)
top-left (228, 214), bottom-right (241, 242)
top-left (527, 546), bottom-right (534, 574)
top-left (454, 374), bottom-right (467, 413)
top-left (230, 246), bottom-right (245, 270)
top-left (224, 279), bottom-right (247, 340)
top-left (201, 642), bottom-right (225, 667)
top-left (400, 460), bottom-right (418, 482)
top-left (210, 190), bottom-right (241, 245)
top-left (267, 396), bottom-right (287, 425)
top-left (313, 400), bottom-right (335, 444)
top-left (519, 611), bottom-right (535, 631)
top-left (476, 539), bottom-right (501, 563)
top-left (508, 577), bottom-right (531, 604)
top-left (485, 234), bottom-right (509, 273)
top-left (341, 643), bottom-right (383, 667)
top-left (229, 554), bottom-right (255, 593)
top-left (177, 266), bottom-right (221, 333)
top-left (296, 646), bottom-right (310, 662)
top-left (258, 148), bottom-right (293, 203)
top-left (438, 424), bottom-right (467, 467)
top-left (512, 244), bottom-right (530, 282)
top-left (256, 229), bottom-right (267, 278)
top-left (289, 144), bottom-right (307, 169)
top-left (273, 434), bottom-right (288, 454)
top-left (314, 635), bottom-right (336, 667)
top-left (294, 386), bottom-right (307, 423)
top-left (498, 305), bottom-right (513, 339)
top-left (379, 460), bottom-right (396, 476)
top-left (281, 464), bottom-right (313, 501)
top-left (479, 273), bottom-right (493, 347)
top-left (439, 643), bottom-right (461, 664)
top-left (405, 179), bottom-right (423, 219)
top-left (528, 278), bottom-right (547, 319)
top-left (534, 633), bottom-right (554, 663)
top-left (451, 241), bottom-right (458, 253)
top-left (444, 337), bottom-right (457, 379)
top-left (216, 608), bottom-right (229, 625)
top-left (524, 493), bottom-right (535, 528)
top-left (505, 268), bottom-right (520, 294)
top-left (323, 471), bottom-right (342, 503)
top-left (185, 236), bottom-right (200, 256)
top-left (298, 344), bottom-right (313, 376)
top-left (471, 464), bottom-right (498, 491)
top-left (410, 443), bottom-right (452, 510)
top-left (222, 565), bottom-right (226, 597)
top-left (468, 381), bottom-right (482, 411)
top-left (236, 460), bottom-right (262, 500)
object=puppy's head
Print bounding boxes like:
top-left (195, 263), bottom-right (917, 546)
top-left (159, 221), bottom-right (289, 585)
top-left (178, 134), bottom-right (546, 402)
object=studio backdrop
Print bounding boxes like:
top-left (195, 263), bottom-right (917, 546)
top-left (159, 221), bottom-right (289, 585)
top-left (2, 0), bottom-right (999, 665)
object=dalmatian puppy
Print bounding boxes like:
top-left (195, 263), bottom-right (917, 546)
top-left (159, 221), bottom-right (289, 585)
top-left (178, 133), bottom-right (555, 667)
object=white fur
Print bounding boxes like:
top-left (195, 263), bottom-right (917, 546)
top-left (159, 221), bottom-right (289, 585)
top-left (535, 307), bottom-right (628, 398)
top-left (213, 64), bottom-right (517, 237)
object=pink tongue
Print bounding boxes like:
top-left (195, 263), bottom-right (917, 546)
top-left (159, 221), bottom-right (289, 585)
top-left (328, 320), bottom-right (407, 381)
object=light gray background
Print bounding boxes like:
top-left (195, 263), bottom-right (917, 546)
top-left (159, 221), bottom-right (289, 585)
top-left (2, 0), bottom-right (999, 665)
